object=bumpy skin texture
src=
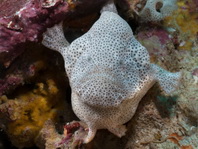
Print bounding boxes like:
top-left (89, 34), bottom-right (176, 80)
top-left (42, 2), bottom-right (181, 143)
top-left (139, 0), bottom-right (177, 22)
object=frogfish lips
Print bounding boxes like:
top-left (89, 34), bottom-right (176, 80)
top-left (74, 73), bottom-right (128, 107)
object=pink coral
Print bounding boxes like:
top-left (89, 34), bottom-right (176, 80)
top-left (0, 0), bottom-right (68, 67)
top-left (136, 27), bottom-right (175, 63)
top-left (192, 68), bottom-right (198, 76)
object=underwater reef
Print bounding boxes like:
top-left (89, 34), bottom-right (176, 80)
top-left (0, 0), bottom-right (198, 148)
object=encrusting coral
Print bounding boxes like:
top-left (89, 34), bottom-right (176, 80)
top-left (42, 1), bottom-right (181, 144)
top-left (0, 44), bottom-right (76, 148)
top-left (163, 0), bottom-right (198, 51)
top-left (0, 77), bottom-right (69, 148)
top-left (123, 0), bottom-right (198, 148)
